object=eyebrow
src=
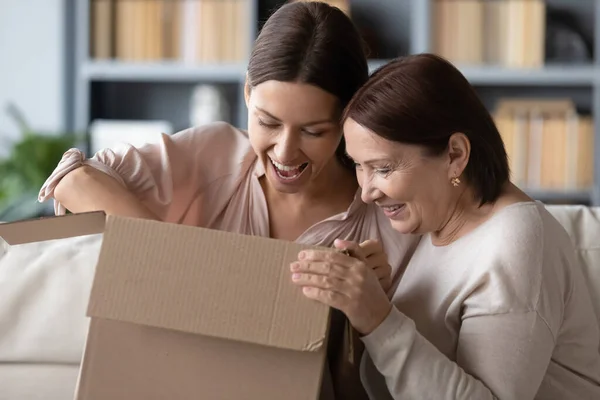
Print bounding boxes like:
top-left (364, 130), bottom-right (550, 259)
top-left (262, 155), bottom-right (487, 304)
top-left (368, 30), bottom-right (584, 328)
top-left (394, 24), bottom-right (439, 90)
top-left (353, 157), bottom-right (393, 165)
top-left (255, 106), bottom-right (335, 126)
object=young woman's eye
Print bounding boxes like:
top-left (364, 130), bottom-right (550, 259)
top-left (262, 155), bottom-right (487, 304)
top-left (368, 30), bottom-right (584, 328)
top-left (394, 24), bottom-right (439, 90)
top-left (302, 129), bottom-right (323, 137)
top-left (354, 162), bottom-right (362, 170)
top-left (258, 119), bottom-right (278, 129)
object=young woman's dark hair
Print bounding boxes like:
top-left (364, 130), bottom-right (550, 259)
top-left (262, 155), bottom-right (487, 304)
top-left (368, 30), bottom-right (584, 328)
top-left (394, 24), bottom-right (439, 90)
top-left (343, 53), bottom-right (510, 204)
top-left (247, 1), bottom-right (369, 169)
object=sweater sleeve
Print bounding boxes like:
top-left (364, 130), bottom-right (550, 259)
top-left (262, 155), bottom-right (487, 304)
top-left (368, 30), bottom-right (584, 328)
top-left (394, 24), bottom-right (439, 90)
top-left (361, 296), bottom-right (555, 400)
top-left (38, 122), bottom-right (251, 222)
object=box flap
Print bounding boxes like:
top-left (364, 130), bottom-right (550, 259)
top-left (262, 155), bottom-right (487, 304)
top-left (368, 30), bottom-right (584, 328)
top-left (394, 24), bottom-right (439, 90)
top-left (87, 216), bottom-right (331, 352)
top-left (0, 211), bottom-right (106, 245)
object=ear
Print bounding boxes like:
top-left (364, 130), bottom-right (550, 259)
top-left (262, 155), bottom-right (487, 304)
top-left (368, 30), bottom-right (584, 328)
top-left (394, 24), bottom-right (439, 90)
top-left (446, 132), bottom-right (470, 179)
top-left (244, 74), bottom-right (251, 108)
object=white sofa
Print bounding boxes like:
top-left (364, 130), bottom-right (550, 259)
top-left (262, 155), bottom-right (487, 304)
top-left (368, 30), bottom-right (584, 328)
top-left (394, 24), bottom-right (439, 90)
top-left (0, 205), bottom-right (599, 400)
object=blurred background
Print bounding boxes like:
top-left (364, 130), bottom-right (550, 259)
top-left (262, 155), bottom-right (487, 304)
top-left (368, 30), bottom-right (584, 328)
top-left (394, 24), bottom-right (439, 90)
top-left (0, 0), bottom-right (598, 222)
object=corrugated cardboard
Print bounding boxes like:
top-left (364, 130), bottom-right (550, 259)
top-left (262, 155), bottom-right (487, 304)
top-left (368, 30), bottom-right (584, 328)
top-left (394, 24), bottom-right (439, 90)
top-left (0, 212), bottom-right (338, 400)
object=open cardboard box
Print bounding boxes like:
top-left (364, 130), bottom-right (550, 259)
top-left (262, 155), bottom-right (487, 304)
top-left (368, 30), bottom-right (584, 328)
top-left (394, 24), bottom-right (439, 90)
top-left (0, 212), bottom-right (344, 400)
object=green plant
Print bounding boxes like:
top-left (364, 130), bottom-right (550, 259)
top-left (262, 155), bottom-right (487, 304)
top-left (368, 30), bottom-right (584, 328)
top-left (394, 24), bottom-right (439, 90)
top-left (0, 103), bottom-right (81, 218)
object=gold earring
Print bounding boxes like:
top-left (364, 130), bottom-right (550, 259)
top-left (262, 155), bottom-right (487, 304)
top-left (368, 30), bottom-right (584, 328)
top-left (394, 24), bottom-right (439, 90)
top-left (451, 176), bottom-right (461, 187)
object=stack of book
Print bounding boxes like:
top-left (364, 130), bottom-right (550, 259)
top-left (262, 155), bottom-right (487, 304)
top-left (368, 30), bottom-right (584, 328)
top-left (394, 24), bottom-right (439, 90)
top-left (493, 98), bottom-right (594, 191)
top-left (432, 0), bottom-right (546, 67)
top-left (90, 0), bottom-right (249, 63)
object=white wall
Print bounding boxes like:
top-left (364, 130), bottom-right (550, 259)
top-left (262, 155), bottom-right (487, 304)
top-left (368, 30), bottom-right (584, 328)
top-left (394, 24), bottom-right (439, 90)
top-left (0, 0), bottom-right (65, 156)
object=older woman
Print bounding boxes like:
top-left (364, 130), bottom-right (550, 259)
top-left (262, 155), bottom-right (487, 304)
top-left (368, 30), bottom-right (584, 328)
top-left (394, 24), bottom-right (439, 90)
top-left (292, 54), bottom-right (600, 399)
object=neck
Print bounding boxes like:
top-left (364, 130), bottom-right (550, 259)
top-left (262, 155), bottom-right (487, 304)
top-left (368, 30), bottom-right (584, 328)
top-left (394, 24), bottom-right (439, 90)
top-left (262, 158), bottom-right (357, 210)
top-left (431, 185), bottom-right (494, 246)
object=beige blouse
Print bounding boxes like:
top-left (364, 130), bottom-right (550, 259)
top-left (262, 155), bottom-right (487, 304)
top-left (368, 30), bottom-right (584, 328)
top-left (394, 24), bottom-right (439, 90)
top-left (360, 201), bottom-right (600, 399)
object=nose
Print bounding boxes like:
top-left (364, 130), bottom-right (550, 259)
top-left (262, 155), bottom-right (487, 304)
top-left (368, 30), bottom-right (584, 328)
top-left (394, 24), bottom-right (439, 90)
top-left (274, 129), bottom-right (300, 162)
top-left (359, 173), bottom-right (380, 204)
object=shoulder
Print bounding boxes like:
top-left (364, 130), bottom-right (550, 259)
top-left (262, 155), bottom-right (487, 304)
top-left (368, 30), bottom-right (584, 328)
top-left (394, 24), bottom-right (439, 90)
top-left (479, 201), bottom-right (573, 261)
top-left (169, 121), bottom-right (255, 183)
top-left (171, 121), bottom-right (251, 157)
top-left (462, 202), bottom-right (575, 313)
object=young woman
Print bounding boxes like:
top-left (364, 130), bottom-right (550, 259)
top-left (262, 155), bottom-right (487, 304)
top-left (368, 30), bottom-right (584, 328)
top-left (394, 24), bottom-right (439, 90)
top-left (292, 53), bottom-right (600, 399)
top-left (39, 2), bottom-right (418, 398)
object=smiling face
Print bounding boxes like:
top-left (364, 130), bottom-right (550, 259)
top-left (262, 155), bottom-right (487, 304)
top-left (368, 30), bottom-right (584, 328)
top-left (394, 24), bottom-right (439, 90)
top-left (343, 118), bottom-right (469, 235)
top-left (245, 80), bottom-right (343, 193)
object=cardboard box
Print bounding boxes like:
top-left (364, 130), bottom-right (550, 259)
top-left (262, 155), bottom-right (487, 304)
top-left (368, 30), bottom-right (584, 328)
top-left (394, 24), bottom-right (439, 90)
top-left (0, 212), bottom-right (338, 400)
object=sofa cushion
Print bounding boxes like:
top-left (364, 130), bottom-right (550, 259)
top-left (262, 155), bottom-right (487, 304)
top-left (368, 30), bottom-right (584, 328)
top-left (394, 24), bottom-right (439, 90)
top-left (0, 234), bottom-right (101, 364)
top-left (0, 363), bottom-right (80, 400)
top-left (546, 205), bottom-right (600, 329)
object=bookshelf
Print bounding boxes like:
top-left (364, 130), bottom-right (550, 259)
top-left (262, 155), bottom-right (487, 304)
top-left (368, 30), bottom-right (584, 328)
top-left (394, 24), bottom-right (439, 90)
top-left (69, 0), bottom-right (600, 206)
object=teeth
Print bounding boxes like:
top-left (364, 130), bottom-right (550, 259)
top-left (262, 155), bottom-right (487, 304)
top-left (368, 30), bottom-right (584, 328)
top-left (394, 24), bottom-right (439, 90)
top-left (270, 158), bottom-right (305, 171)
top-left (385, 205), bottom-right (402, 211)
top-left (278, 171), bottom-right (300, 180)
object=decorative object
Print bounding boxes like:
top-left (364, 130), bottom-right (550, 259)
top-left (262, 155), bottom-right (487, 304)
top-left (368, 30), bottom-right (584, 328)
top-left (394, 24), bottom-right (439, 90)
top-left (546, 9), bottom-right (592, 63)
top-left (189, 84), bottom-right (230, 127)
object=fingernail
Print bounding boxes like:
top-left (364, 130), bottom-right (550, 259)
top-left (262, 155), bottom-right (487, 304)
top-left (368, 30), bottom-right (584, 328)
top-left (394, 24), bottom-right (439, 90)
top-left (303, 287), bottom-right (314, 295)
top-left (292, 273), bottom-right (301, 280)
top-left (298, 251), bottom-right (306, 260)
top-left (291, 262), bottom-right (299, 271)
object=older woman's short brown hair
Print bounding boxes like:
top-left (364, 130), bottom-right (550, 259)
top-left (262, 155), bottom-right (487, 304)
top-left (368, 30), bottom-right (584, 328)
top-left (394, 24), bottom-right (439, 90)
top-left (342, 53), bottom-right (509, 205)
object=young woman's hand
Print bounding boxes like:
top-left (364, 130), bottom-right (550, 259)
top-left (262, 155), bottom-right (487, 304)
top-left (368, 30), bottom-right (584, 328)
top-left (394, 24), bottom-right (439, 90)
top-left (358, 239), bottom-right (393, 292)
top-left (290, 239), bottom-right (392, 336)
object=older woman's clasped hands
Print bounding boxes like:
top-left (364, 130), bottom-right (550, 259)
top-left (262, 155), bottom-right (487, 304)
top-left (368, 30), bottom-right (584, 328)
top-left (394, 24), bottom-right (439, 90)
top-left (290, 238), bottom-right (392, 336)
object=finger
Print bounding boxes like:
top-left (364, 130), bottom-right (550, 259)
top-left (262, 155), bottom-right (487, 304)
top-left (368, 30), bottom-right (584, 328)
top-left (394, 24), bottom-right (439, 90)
top-left (299, 249), bottom-right (361, 269)
top-left (333, 239), bottom-right (366, 261)
top-left (369, 254), bottom-right (391, 270)
top-left (290, 261), bottom-right (346, 279)
top-left (291, 272), bottom-right (345, 292)
top-left (373, 265), bottom-right (392, 281)
top-left (366, 252), bottom-right (390, 269)
top-left (359, 239), bottom-right (383, 257)
top-left (380, 277), bottom-right (392, 292)
top-left (301, 286), bottom-right (347, 310)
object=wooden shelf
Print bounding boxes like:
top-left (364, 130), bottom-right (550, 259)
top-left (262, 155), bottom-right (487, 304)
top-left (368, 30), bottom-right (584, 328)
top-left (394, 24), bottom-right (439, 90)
top-left (82, 61), bottom-right (247, 82)
top-left (460, 64), bottom-right (597, 86)
top-left (369, 60), bottom-right (597, 86)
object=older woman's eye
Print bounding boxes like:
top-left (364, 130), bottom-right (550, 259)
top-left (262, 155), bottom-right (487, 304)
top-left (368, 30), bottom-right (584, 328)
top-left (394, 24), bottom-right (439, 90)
top-left (375, 167), bottom-right (392, 176)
